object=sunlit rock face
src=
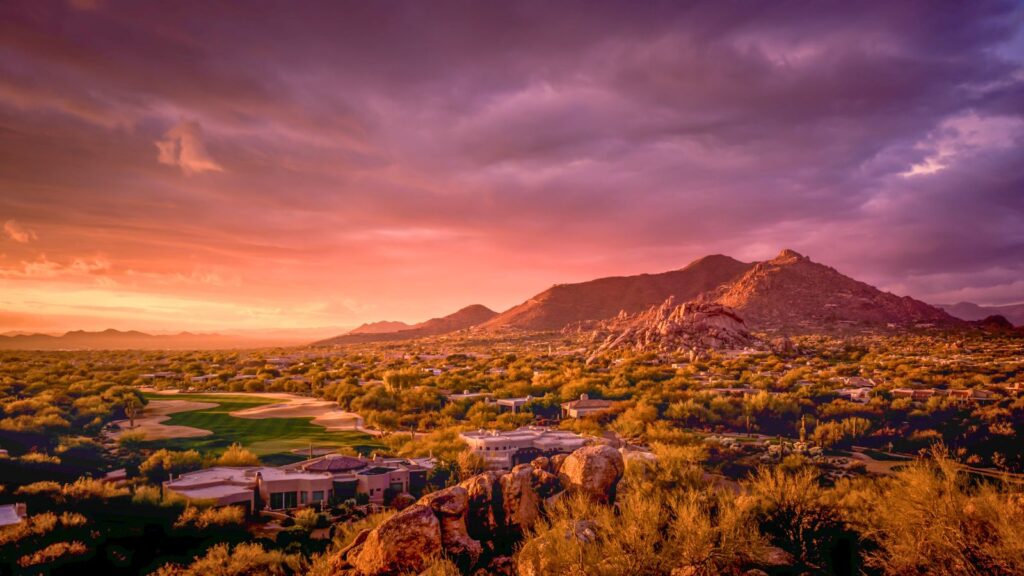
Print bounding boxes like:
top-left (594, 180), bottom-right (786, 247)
top-left (329, 445), bottom-right (625, 575)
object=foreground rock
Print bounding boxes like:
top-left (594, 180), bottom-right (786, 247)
top-left (345, 504), bottom-right (441, 575)
top-left (559, 445), bottom-right (625, 504)
top-left (329, 444), bottom-right (625, 575)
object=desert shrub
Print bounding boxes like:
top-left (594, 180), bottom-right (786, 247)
top-left (743, 466), bottom-right (854, 571)
top-left (840, 447), bottom-right (1024, 575)
top-left (214, 443), bottom-right (260, 467)
top-left (293, 507), bottom-right (320, 531)
top-left (333, 510), bottom-right (394, 549)
top-left (174, 505), bottom-right (245, 530)
top-left (152, 542), bottom-right (304, 575)
top-left (519, 484), bottom-right (764, 575)
top-left (17, 540), bottom-right (88, 568)
top-left (456, 449), bottom-right (486, 480)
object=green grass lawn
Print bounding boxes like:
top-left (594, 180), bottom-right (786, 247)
top-left (141, 393), bottom-right (384, 459)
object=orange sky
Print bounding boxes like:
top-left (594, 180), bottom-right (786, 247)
top-left (2, 1), bottom-right (1023, 335)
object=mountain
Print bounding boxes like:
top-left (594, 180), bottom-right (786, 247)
top-left (0, 329), bottom-right (253, 350)
top-left (315, 304), bottom-right (498, 345)
top-left (589, 298), bottom-right (759, 359)
top-left (481, 254), bottom-right (754, 331)
top-left (348, 320), bottom-right (413, 335)
top-left (713, 249), bottom-right (961, 332)
top-left (938, 302), bottom-right (1024, 326)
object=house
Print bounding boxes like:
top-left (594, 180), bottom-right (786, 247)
top-left (892, 388), bottom-right (935, 402)
top-left (163, 467), bottom-right (335, 512)
top-left (560, 394), bottom-right (614, 418)
top-left (292, 454), bottom-right (433, 504)
top-left (496, 396), bottom-right (532, 413)
top-left (443, 390), bottom-right (494, 404)
top-left (460, 426), bottom-right (589, 471)
top-left (0, 503), bottom-right (26, 527)
top-left (842, 377), bottom-right (877, 388)
top-left (836, 388), bottom-right (872, 403)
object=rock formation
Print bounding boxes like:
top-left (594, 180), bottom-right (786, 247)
top-left (590, 297), bottom-right (759, 358)
top-left (330, 445), bottom-right (625, 576)
top-left (559, 445), bottom-right (625, 504)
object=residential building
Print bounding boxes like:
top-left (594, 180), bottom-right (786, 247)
top-left (496, 396), bottom-right (532, 413)
top-left (443, 390), bottom-right (494, 404)
top-left (836, 388), bottom-right (872, 403)
top-left (0, 503), bottom-right (26, 528)
top-left (560, 393), bottom-right (614, 418)
top-left (460, 426), bottom-right (589, 470)
top-left (163, 466), bottom-right (334, 512)
top-left (292, 454), bottom-right (433, 504)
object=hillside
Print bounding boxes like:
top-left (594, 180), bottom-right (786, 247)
top-left (939, 302), bottom-right (1024, 326)
top-left (347, 320), bottom-right (413, 335)
top-left (713, 249), bottom-right (962, 332)
top-left (481, 254), bottom-right (753, 331)
top-left (0, 329), bottom-right (248, 350)
top-left (315, 304), bottom-right (497, 345)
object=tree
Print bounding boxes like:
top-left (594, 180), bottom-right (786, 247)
top-left (124, 397), bottom-right (141, 429)
top-left (139, 449), bottom-right (203, 483)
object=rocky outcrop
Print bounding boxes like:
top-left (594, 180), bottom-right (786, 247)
top-left (559, 445), bottom-right (625, 504)
top-left (590, 298), bottom-right (759, 359)
top-left (329, 445), bottom-right (626, 575)
top-left (419, 486), bottom-right (482, 569)
top-left (346, 504), bottom-right (442, 575)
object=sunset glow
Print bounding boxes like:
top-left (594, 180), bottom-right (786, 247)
top-left (2, 1), bottom-right (1023, 334)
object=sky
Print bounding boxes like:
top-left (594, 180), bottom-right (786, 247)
top-left (1, 0), bottom-right (1023, 335)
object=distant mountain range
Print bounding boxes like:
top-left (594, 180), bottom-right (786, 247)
top-left (315, 249), bottom-right (977, 344)
top-left (348, 321), bottom-right (414, 335)
top-left (0, 329), bottom-right (259, 351)
top-left (314, 304), bottom-right (497, 345)
top-left (25, 250), bottom-right (1015, 350)
top-left (938, 302), bottom-right (1024, 326)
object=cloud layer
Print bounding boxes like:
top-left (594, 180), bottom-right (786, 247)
top-left (0, 0), bottom-right (1022, 331)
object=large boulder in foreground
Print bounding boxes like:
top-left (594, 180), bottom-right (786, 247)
top-left (559, 444), bottom-right (625, 504)
top-left (349, 504), bottom-right (441, 576)
top-left (418, 485), bottom-right (482, 569)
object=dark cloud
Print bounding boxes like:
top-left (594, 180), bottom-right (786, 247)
top-left (0, 0), bottom-right (1022, 331)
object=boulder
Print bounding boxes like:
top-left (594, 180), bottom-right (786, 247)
top-left (500, 465), bottom-right (544, 534)
top-left (349, 504), bottom-right (441, 576)
top-left (560, 445), bottom-right (625, 504)
top-left (418, 485), bottom-right (482, 568)
top-left (549, 453), bottom-right (568, 473)
top-left (530, 456), bottom-right (550, 472)
top-left (329, 528), bottom-right (370, 570)
top-left (459, 471), bottom-right (505, 542)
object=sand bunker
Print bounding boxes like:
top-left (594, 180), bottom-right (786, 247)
top-left (224, 394), bottom-right (365, 431)
top-left (110, 399), bottom-right (216, 440)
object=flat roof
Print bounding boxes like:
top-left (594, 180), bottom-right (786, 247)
top-left (0, 505), bottom-right (23, 527)
top-left (172, 485), bottom-right (253, 501)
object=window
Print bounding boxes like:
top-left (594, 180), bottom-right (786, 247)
top-left (270, 493), bottom-right (284, 510)
top-left (312, 490), bottom-right (325, 502)
top-left (300, 491), bottom-right (307, 504)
